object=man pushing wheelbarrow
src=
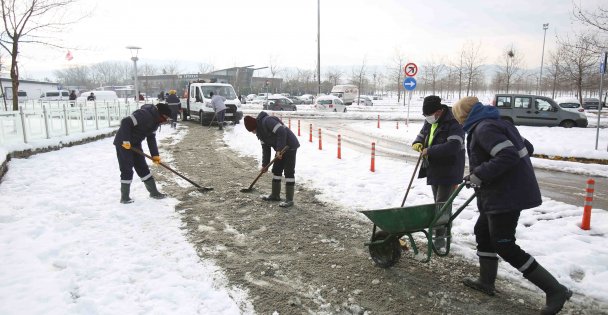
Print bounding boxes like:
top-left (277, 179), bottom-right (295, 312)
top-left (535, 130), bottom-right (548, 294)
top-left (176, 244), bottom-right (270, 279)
top-left (361, 97), bottom-right (572, 315)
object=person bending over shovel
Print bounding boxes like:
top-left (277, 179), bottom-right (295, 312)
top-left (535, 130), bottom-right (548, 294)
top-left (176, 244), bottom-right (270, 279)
top-left (452, 96), bottom-right (571, 315)
top-left (113, 103), bottom-right (172, 204)
top-left (244, 112), bottom-right (300, 207)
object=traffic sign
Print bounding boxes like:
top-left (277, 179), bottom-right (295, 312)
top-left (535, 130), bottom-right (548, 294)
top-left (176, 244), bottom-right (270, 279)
top-left (403, 77), bottom-right (417, 91)
top-left (404, 62), bottom-right (418, 77)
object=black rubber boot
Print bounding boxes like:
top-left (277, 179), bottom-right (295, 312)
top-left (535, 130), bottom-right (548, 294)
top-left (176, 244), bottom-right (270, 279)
top-left (120, 183), bottom-right (134, 204)
top-left (262, 179), bottom-right (281, 201)
top-left (463, 257), bottom-right (498, 296)
top-left (143, 178), bottom-right (167, 199)
top-left (524, 264), bottom-right (572, 315)
top-left (279, 183), bottom-right (295, 208)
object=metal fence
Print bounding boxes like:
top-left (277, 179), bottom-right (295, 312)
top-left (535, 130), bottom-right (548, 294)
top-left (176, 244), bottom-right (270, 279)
top-left (0, 101), bottom-right (138, 145)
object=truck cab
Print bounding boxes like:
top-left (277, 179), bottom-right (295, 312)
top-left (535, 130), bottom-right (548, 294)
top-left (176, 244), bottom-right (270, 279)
top-left (185, 82), bottom-right (243, 125)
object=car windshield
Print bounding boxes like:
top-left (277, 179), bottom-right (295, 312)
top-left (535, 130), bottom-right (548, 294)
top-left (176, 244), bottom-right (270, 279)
top-left (318, 99), bottom-right (333, 105)
top-left (202, 86), bottom-right (237, 100)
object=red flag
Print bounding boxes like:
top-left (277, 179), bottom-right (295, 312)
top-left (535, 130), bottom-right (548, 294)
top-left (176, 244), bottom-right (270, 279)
top-left (65, 50), bottom-right (73, 61)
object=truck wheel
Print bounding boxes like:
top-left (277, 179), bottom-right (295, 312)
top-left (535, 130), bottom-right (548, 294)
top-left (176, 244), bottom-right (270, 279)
top-left (559, 120), bottom-right (575, 128)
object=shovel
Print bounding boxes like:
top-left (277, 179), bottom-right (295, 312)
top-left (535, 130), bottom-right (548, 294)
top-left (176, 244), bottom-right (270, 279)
top-left (131, 147), bottom-right (213, 192)
top-left (240, 146), bottom-right (289, 193)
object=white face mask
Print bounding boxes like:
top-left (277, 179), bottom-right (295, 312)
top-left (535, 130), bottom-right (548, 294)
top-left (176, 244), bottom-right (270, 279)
top-left (425, 115), bottom-right (438, 124)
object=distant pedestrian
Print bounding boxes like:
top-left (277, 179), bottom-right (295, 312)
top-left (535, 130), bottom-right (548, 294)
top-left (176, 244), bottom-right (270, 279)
top-left (69, 90), bottom-right (77, 107)
top-left (210, 90), bottom-right (226, 130)
top-left (411, 95), bottom-right (465, 251)
top-left (87, 92), bottom-right (96, 101)
top-left (244, 112), bottom-right (300, 207)
top-left (166, 90), bottom-right (182, 129)
top-left (158, 91), bottom-right (165, 101)
top-left (452, 96), bottom-right (572, 315)
top-left (138, 93), bottom-right (145, 101)
top-left (113, 103), bottom-right (172, 204)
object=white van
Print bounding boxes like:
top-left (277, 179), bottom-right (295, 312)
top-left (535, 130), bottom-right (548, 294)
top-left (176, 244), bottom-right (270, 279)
top-left (330, 84), bottom-right (358, 105)
top-left (3, 89), bottom-right (28, 101)
top-left (185, 82), bottom-right (243, 125)
top-left (76, 91), bottom-right (118, 102)
top-left (40, 90), bottom-right (70, 101)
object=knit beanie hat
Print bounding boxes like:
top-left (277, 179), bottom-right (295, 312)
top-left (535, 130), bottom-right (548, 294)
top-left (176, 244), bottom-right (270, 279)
top-left (422, 95), bottom-right (443, 116)
top-left (452, 96), bottom-right (479, 124)
top-left (244, 116), bottom-right (257, 131)
top-left (155, 103), bottom-right (171, 117)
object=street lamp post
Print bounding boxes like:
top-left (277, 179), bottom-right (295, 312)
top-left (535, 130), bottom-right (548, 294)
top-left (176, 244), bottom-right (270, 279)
top-left (126, 46), bottom-right (141, 104)
top-left (317, 0), bottom-right (321, 96)
top-left (538, 23), bottom-right (549, 95)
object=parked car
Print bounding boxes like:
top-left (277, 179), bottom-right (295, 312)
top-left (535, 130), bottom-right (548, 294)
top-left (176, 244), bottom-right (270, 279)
top-left (582, 98), bottom-right (604, 110)
top-left (314, 95), bottom-right (347, 112)
top-left (554, 97), bottom-right (584, 113)
top-left (298, 94), bottom-right (314, 104)
top-left (492, 94), bottom-right (587, 128)
top-left (246, 94), bottom-right (257, 102)
top-left (354, 95), bottom-right (373, 106)
top-left (249, 95), bottom-right (267, 105)
top-left (263, 96), bottom-right (297, 111)
top-left (287, 96), bottom-right (303, 105)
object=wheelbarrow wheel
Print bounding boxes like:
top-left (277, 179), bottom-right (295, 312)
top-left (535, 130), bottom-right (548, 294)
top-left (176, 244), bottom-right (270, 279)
top-left (369, 231), bottom-right (402, 268)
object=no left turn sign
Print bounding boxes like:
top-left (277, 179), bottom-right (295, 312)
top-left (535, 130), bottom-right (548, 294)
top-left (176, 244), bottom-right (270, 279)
top-left (404, 62), bottom-right (418, 77)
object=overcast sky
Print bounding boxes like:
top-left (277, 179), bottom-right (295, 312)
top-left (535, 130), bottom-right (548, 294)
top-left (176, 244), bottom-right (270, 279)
top-left (15, 0), bottom-right (605, 79)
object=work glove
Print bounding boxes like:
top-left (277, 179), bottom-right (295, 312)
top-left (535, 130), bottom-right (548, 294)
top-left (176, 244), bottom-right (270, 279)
top-left (152, 155), bottom-right (161, 165)
top-left (412, 143), bottom-right (423, 152)
top-left (275, 150), bottom-right (284, 160)
top-left (121, 141), bottom-right (131, 150)
top-left (463, 174), bottom-right (482, 188)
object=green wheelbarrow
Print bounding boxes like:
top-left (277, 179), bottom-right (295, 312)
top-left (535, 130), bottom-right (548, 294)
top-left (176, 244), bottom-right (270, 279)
top-left (360, 183), bottom-right (476, 268)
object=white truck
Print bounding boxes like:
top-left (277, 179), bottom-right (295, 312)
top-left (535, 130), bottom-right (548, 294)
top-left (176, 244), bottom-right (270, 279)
top-left (185, 82), bottom-right (243, 125)
top-left (330, 84), bottom-right (358, 105)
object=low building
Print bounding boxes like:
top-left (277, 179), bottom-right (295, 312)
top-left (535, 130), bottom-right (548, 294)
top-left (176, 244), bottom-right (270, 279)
top-left (137, 66), bottom-right (282, 99)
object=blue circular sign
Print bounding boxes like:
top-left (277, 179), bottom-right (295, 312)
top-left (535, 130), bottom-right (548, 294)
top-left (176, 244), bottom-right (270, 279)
top-left (403, 77), bottom-right (417, 91)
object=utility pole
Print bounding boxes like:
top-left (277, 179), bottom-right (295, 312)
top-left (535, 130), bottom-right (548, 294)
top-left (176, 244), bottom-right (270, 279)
top-left (538, 23), bottom-right (549, 95)
top-left (317, 0), bottom-right (321, 96)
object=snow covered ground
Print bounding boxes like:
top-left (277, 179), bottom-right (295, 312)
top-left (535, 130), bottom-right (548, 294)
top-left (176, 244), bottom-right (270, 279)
top-left (1, 98), bottom-right (607, 313)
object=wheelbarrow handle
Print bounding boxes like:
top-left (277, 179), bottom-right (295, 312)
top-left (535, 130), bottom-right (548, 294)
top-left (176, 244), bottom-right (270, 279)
top-left (245, 146), bottom-right (289, 190)
top-left (429, 183), bottom-right (476, 227)
top-left (131, 147), bottom-right (203, 189)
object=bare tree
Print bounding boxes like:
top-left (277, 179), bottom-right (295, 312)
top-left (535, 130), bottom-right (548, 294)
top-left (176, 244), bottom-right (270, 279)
top-left (461, 41), bottom-right (485, 96)
top-left (197, 63), bottom-right (214, 74)
top-left (421, 57), bottom-right (446, 95)
top-left (325, 67), bottom-right (343, 86)
top-left (0, 0), bottom-right (83, 110)
top-left (573, 2), bottom-right (608, 34)
top-left (389, 48), bottom-right (406, 102)
top-left (91, 61), bottom-right (127, 87)
top-left (559, 32), bottom-right (598, 104)
top-left (545, 48), bottom-right (563, 99)
top-left (497, 45), bottom-right (524, 93)
top-left (351, 57), bottom-right (367, 100)
top-left (139, 63), bottom-right (158, 76)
